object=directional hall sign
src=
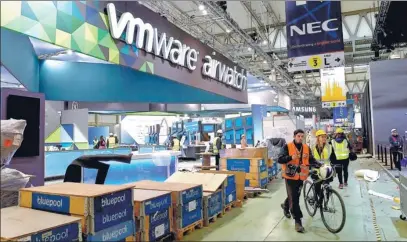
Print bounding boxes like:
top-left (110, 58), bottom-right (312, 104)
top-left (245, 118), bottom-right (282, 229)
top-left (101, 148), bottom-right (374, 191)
top-left (287, 52), bottom-right (345, 72)
top-left (285, 1), bottom-right (345, 72)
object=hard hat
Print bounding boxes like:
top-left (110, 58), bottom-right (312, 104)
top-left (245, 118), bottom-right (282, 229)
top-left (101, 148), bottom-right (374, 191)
top-left (315, 130), bottom-right (327, 137)
top-left (217, 130), bottom-right (223, 134)
top-left (114, 133), bottom-right (117, 136)
top-left (318, 165), bottom-right (334, 180)
top-left (335, 128), bottom-right (344, 133)
top-left (109, 132), bottom-right (113, 136)
top-left (391, 129), bottom-right (397, 132)
top-left (241, 134), bottom-right (246, 137)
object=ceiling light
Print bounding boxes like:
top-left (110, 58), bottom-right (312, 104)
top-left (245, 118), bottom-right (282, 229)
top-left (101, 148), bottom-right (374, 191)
top-left (262, 40), bottom-right (268, 45)
top-left (263, 60), bottom-right (267, 64)
top-left (66, 50), bottom-right (73, 55)
top-left (248, 47), bottom-right (252, 51)
top-left (202, 10), bottom-right (208, 15)
top-left (226, 29), bottom-right (231, 33)
top-left (199, 4), bottom-right (205, 11)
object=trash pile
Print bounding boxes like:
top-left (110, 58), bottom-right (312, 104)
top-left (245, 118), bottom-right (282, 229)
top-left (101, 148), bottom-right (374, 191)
top-left (1, 119), bottom-right (32, 208)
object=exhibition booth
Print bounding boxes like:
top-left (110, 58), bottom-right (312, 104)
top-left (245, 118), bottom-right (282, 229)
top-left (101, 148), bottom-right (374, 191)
top-left (0, 1), bottom-right (249, 186)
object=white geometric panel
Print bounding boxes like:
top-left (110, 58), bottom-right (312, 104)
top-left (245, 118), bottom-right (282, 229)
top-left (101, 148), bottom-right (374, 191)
top-left (274, 29), bottom-right (287, 49)
top-left (74, 124), bottom-right (88, 142)
top-left (342, 23), bottom-right (350, 40)
top-left (356, 17), bottom-right (373, 38)
top-left (344, 15), bottom-right (360, 35)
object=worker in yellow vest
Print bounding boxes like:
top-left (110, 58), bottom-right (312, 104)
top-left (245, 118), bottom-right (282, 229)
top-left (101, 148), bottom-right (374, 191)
top-left (107, 133), bottom-right (117, 148)
top-left (331, 128), bottom-right (352, 189)
top-left (312, 130), bottom-right (336, 201)
top-left (171, 135), bottom-right (180, 151)
top-left (213, 130), bottom-right (223, 170)
top-left (278, 129), bottom-right (322, 233)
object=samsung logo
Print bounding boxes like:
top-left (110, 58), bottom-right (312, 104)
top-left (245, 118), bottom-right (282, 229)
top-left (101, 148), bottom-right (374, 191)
top-left (292, 106), bottom-right (317, 113)
top-left (289, 19), bottom-right (339, 37)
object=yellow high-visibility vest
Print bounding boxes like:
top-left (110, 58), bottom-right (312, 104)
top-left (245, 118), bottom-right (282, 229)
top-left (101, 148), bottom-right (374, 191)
top-left (332, 140), bottom-right (349, 160)
top-left (213, 137), bottom-right (220, 154)
top-left (172, 138), bottom-right (180, 151)
top-left (313, 144), bottom-right (331, 165)
top-left (108, 136), bottom-right (117, 148)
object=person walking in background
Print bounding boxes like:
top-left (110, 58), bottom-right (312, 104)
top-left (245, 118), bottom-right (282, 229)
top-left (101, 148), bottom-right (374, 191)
top-left (389, 129), bottom-right (403, 171)
top-left (92, 136), bottom-right (98, 149)
top-left (331, 128), bottom-right (352, 189)
top-left (278, 129), bottom-right (322, 233)
top-left (107, 133), bottom-right (117, 148)
top-left (241, 134), bottom-right (248, 148)
top-left (97, 136), bottom-right (107, 149)
top-left (213, 130), bottom-right (223, 170)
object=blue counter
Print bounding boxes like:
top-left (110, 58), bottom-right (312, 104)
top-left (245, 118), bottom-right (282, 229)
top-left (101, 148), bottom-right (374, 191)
top-left (45, 149), bottom-right (179, 184)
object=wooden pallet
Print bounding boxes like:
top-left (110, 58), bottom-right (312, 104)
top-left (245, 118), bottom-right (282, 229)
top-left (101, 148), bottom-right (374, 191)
top-left (157, 232), bottom-right (174, 242)
top-left (223, 200), bottom-right (242, 213)
top-left (204, 211), bottom-right (223, 226)
top-left (175, 220), bottom-right (203, 241)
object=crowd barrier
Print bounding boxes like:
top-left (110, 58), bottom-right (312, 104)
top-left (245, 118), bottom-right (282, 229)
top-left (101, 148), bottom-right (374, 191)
top-left (376, 144), bottom-right (404, 170)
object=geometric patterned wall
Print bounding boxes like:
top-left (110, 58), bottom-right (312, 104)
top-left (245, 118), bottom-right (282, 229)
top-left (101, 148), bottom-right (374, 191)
top-left (0, 1), bottom-right (154, 73)
top-left (45, 124), bottom-right (89, 150)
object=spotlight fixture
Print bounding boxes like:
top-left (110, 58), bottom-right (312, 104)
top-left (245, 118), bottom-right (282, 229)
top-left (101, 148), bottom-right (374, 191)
top-left (263, 60), bottom-right (267, 64)
top-left (202, 10), bottom-right (208, 15)
top-left (262, 40), bottom-right (268, 45)
top-left (198, 4), bottom-right (205, 11)
top-left (226, 29), bottom-right (231, 33)
top-left (248, 47), bottom-right (252, 51)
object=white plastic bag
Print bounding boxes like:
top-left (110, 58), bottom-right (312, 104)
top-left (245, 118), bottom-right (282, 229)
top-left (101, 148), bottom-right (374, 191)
top-left (354, 169), bottom-right (380, 182)
top-left (1, 119), bottom-right (26, 166)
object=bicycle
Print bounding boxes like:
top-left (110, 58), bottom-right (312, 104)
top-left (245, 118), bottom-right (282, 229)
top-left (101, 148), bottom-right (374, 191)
top-left (303, 164), bottom-right (346, 233)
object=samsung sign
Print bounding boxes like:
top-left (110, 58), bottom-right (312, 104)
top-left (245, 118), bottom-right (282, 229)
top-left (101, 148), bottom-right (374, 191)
top-left (106, 3), bottom-right (246, 91)
top-left (292, 106), bottom-right (317, 113)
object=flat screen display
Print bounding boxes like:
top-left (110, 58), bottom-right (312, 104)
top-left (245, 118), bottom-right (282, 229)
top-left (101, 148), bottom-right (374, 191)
top-left (6, 95), bottom-right (40, 157)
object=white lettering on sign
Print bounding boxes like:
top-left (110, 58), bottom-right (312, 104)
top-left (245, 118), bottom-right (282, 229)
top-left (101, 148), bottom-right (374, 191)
top-left (107, 3), bottom-right (198, 71)
top-left (290, 19), bottom-right (339, 37)
top-left (106, 3), bottom-right (246, 91)
top-left (202, 55), bottom-right (247, 90)
top-left (292, 106), bottom-right (317, 113)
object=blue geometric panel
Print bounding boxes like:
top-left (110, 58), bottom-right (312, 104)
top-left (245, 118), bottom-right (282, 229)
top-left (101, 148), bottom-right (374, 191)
top-left (62, 124), bottom-right (74, 139)
top-left (61, 124), bottom-right (74, 142)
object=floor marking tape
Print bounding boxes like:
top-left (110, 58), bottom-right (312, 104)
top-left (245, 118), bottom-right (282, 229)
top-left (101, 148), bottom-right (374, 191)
top-left (366, 183), bottom-right (382, 241)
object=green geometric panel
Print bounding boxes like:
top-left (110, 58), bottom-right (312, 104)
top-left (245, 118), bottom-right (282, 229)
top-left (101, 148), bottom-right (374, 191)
top-left (74, 142), bottom-right (89, 150)
top-left (99, 12), bottom-right (109, 30)
top-left (45, 126), bottom-right (61, 143)
top-left (70, 37), bottom-right (82, 53)
top-left (98, 30), bottom-right (117, 50)
top-left (42, 23), bottom-right (57, 43)
top-left (56, 1), bottom-right (72, 15)
top-left (55, 29), bottom-right (71, 49)
top-left (25, 22), bottom-right (51, 42)
top-left (84, 23), bottom-right (98, 44)
top-left (1, 1), bottom-right (22, 27)
top-left (71, 16), bottom-right (84, 33)
top-left (3, 16), bottom-right (38, 34)
top-left (27, 1), bottom-right (56, 27)
top-left (56, 10), bottom-right (74, 33)
top-left (71, 23), bottom-right (86, 52)
top-left (84, 40), bottom-right (97, 54)
top-left (89, 45), bottom-right (105, 60)
top-left (21, 1), bottom-right (39, 22)
top-left (147, 62), bottom-right (154, 74)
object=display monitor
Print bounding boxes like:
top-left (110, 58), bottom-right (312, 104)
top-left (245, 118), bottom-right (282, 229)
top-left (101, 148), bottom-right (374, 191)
top-left (6, 95), bottom-right (40, 157)
top-left (203, 124), bottom-right (214, 133)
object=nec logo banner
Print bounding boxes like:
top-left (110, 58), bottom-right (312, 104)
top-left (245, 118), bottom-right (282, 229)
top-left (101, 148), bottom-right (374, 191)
top-left (285, 1), bottom-right (344, 58)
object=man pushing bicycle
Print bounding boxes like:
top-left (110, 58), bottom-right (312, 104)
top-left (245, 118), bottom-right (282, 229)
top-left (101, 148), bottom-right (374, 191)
top-left (278, 129), bottom-right (324, 233)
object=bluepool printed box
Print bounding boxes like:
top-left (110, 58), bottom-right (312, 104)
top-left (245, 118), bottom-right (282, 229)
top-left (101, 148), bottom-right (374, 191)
top-left (19, 183), bottom-right (135, 235)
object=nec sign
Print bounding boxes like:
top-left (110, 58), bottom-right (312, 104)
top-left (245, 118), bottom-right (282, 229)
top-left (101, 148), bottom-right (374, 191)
top-left (289, 19), bottom-right (339, 37)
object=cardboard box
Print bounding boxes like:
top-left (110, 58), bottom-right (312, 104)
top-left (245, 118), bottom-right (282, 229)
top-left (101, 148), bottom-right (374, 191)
top-left (202, 191), bottom-right (223, 226)
top-left (19, 183), bottom-right (135, 237)
top-left (198, 170), bottom-right (245, 202)
top-left (1, 206), bottom-right (82, 241)
top-left (221, 147), bottom-right (268, 159)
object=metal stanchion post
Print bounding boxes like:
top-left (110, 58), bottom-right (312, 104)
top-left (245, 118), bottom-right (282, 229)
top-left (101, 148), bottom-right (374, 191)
top-left (381, 145), bottom-right (384, 162)
top-left (390, 149), bottom-right (393, 167)
top-left (385, 148), bottom-right (388, 166)
top-left (377, 144), bottom-right (380, 160)
top-left (390, 150), bottom-right (394, 170)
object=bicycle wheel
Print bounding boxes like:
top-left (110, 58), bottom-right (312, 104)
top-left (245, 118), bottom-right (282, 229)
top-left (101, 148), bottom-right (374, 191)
top-left (320, 188), bottom-right (346, 233)
top-left (303, 179), bottom-right (318, 217)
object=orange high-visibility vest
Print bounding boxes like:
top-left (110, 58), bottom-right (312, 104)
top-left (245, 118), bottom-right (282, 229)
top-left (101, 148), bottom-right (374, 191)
top-left (282, 142), bottom-right (310, 180)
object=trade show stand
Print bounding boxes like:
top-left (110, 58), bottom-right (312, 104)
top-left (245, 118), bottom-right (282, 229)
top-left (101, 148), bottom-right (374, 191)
top-left (224, 115), bottom-right (253, 145)
top-left (45, 148), bottom-right (180, 184)
top-left (220, 147), bottom-right (274, 188)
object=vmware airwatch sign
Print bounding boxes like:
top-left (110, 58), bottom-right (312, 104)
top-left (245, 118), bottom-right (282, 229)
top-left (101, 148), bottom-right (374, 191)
top-left (106, 3), bottom-right (247, 91)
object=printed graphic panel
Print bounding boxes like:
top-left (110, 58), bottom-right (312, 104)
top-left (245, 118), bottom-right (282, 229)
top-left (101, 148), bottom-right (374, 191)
top-left (285, 1), bottom-right (344, 58)
top-left (287, 52), bottom-right (345, 72)
top-left (320, 67), bottom-right (347, 102)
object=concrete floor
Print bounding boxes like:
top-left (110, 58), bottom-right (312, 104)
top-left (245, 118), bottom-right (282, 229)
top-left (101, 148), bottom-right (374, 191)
top-left (182, 158), bottom-right (407, 241)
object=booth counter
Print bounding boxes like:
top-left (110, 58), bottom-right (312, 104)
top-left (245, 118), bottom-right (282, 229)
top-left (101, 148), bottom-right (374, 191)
top-left (45, 148), bottom-right (180, 185)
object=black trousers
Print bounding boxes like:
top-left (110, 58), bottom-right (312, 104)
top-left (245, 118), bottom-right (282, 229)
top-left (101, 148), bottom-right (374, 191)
top-left (283, 179), bottom-right (304, 221)
top-left (215, 154), bottom-right (220, 170)
top-left (392, 151), bottom-right (402, 171)
top-left (334, 159), bottom-right (349, 184)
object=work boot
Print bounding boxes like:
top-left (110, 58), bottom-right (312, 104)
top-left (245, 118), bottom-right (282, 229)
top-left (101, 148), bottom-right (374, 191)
top-left (281, 204), bottom-right (291, 219)
top-left (295, 220), bottom-right (305, 233)
top-left (339, 184), bottom-right (344, 189)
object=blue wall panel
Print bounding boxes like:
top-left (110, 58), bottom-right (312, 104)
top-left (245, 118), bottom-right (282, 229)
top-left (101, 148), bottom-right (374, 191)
top-left (39, 60), bottom-right (239, 104)
top-left (0, 28), bottom-right (39, 91)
